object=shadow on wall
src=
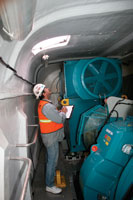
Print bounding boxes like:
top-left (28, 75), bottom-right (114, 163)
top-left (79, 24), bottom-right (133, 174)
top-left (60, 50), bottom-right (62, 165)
top-left (122, 74), bottom-right (133, 100)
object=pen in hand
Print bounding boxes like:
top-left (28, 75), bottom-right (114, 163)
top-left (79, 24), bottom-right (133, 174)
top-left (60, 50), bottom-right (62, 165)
top-left (61, 106), bottom-right (67, 113)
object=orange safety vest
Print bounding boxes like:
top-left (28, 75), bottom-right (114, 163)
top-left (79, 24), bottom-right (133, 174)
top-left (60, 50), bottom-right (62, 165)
top-left (38, 100), bottom-right (64, 134)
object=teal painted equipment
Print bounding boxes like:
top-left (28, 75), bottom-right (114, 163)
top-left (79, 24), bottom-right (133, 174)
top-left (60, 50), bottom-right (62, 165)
top-left (115, 157), bottom-right (133, 200)
top-left (64, 57), bottom-right (122, 100)
top-left (68, 98), bottom-right (100, 152)
top-left (64, 57), bottom-right (122, 152)
top-left (77, 105), bottom-right (107, 149)
top-left (80, 117), bottom-right (133, 200)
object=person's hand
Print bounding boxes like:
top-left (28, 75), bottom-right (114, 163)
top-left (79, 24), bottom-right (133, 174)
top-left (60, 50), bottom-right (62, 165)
top-left (61, 106), bottom-right (67, 113)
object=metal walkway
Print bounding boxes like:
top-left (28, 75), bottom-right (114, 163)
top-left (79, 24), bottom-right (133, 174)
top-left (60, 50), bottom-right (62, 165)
top-left (32, 143), bottom-right (83, 200)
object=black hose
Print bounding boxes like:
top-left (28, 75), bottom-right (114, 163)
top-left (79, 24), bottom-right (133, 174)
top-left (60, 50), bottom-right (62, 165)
top-left (0, 57), bottom-right (34, 86)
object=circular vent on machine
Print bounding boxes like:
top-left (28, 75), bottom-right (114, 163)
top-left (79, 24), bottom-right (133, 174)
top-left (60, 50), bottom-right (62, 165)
top-left (73, 57), bottom-right (122, 99)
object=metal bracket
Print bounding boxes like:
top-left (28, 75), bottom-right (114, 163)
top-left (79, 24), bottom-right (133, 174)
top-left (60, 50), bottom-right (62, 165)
top-left (16, 125), bottom-right (38, 147)
top-left (2, 27), bottom-right (14, 38)
top-left (122, 144), bottom-right (133, 155)
top-left (10, 157), bottom-right (32, 200)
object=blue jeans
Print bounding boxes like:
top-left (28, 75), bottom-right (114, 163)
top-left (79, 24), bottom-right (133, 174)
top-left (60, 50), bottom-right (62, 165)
top-left (45, 141), bottom-right (59, 187)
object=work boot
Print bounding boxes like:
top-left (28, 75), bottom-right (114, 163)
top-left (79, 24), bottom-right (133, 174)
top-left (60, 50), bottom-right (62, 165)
top-left (46, 186), bottom-right (62, 194)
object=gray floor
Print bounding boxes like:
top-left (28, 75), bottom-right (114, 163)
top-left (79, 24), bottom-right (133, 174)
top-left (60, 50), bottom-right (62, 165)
top-left (32, 143), bottom-right (83, 200)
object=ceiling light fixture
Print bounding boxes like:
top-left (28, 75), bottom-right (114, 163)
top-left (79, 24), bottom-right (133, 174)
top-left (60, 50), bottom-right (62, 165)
top-left (32, 35), bottom-right (71, 55)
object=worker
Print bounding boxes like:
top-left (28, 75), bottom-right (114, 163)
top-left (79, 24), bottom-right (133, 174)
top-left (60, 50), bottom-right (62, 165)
top-left (33, 83), bottom-right (67, 194)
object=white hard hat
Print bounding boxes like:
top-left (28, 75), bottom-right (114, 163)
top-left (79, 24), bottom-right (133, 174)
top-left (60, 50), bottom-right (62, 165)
top-left (33, 83), bottom-right (46, 99)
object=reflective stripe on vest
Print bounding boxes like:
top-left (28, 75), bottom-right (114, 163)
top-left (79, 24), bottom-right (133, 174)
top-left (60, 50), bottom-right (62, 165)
top-left (39, 119), bottom-right (52, 123)
top-left (38, 100), bottom-right (63, 134)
